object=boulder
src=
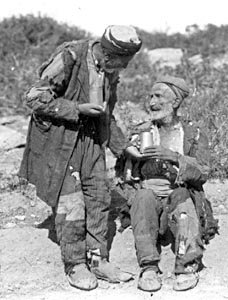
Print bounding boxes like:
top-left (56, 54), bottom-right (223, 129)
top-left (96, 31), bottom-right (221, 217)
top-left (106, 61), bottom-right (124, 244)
top-left (188, 54), bottom-right (203, 65)
top-left (0, 125), bottom-right (26, 151)
top-left (146, 48), bottom-right (183, 68)
top-left (0, 115), bottom-right (29, 135)
top-left (0, 148), bottom-right (24, 175)
top-left (211, 52), bottom-right (228, 68)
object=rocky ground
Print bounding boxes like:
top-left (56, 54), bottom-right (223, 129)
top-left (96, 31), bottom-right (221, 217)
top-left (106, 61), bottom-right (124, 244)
top-left (1, 115), bottom-right (228, 300)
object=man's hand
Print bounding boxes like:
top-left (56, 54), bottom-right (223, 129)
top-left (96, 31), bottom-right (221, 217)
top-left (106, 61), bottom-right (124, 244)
top-left (143, 145), bottom-right (179, 164)
top-left (78, 103), bottom-right (104, 116)
top-left (125, 146), bottom-right (147, 160)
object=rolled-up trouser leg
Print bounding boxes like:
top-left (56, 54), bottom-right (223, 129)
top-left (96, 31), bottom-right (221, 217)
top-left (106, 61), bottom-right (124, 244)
top-left (55, 191), bottom-right (86, 273)
top-left (168, 188), bottom-right (204, 274)
top-left (130, 189), bottom-right (162, 269)
top-left (81, 144), bottom-right (110, 259)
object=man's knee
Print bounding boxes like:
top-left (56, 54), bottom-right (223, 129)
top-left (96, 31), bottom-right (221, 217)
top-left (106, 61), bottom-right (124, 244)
top-left (57, 192), bottom-right (85, 221)
top-left (130, 189), bottom-right (158, 223)
top-left (132, 189), bottom-right (157, 207)
top-left (168, 187), bottom-right (190, 212)
top-left (55, 192), bottom-right (86, 242)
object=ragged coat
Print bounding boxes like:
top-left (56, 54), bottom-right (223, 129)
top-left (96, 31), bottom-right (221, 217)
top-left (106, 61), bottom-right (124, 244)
top-left (116, 120), bottom-right (219, 244)
top-left (19, 39), bottom-right (127, 207)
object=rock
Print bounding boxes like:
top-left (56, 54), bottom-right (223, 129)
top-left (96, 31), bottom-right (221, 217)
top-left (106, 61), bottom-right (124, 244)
top-left (0, 148), bottom-right (24, 175)
top-left (188, 54), bottom-right (203, 65)
top-left (145, 48), bottom-right (183, 68)
top-left (0, 125), bottom-right (26, 150)
top-left (0, 115), bottom-right (25, 125)
top-left (0, 115), bottom-right (29, 135)
top-left (14, 215), bottom-right (26, 221)
top-left (3, 222), bottom-right (16, 229)
top-left (211, 52), bottom-right (228, 68)
top-left (218, 204), bottom-right (228, 214)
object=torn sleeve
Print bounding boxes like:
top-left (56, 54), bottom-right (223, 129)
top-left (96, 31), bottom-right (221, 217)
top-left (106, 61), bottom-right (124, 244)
top-left (24, 48), bottom-right (80, 123)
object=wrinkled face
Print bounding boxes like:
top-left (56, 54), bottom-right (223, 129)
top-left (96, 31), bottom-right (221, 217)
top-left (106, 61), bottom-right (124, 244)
top-left (102, 54), bottom-right (133, 73)
top-left (148, 83), bottom-right (176, 121)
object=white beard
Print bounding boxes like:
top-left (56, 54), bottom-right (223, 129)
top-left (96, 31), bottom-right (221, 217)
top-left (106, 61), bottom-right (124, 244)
top-left (149, 109), bottom-right (173, 123)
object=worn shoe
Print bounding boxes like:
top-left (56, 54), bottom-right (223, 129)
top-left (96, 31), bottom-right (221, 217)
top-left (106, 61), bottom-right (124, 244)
top-left (138, 268), bottom-right (162, 292)
top-left (91, 258), bottom-right (133, 283)
top-left (67, 263), bottom-right (98, 291)
top-left (173, 272), bottom-right (199, 291)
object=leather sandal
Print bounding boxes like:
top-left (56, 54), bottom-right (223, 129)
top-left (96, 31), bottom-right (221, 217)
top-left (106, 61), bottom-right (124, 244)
top-left (137, 268), bottom-right (162, 292)
top-left (173, 272), bottom-right (199, 291)
top-left (67, 263), bottom-right (98, 291)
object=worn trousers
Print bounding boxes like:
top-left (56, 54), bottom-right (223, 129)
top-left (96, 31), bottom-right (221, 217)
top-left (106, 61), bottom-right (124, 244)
top-left (130, 187), bottom-right (203, 274)
top-left (54, 122), bottom-right (111, 272)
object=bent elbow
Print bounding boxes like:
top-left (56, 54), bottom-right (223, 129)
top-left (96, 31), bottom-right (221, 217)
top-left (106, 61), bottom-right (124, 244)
top-left (24, 87), bottom-right (54, 112)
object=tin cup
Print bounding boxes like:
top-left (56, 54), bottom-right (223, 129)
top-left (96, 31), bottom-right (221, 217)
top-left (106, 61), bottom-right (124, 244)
top-left (140, 131), bottom-right (153, 153)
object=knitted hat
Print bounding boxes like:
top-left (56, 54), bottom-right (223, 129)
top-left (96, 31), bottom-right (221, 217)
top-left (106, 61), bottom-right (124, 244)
top-left (101, 25), bottom-right (142, 56)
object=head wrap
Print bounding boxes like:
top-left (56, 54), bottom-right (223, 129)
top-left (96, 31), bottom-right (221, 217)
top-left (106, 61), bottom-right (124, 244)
top-left (155, 75), bottom-right (190, 101)
top-left (101, 25), bottom-right (142, 56)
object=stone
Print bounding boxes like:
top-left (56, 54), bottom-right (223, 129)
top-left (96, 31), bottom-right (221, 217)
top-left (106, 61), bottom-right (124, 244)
top-left (211, 52), bottom-right (228, 68)
top-left (3, 222), bottom-right (16, 229)
top-left (14, 215), bottom-right (26, 221)
top-left (146, 48), bottom-right (183, 68)
top-left (188, 54), bottom-right (203, 65)
top-left (0, 125), bottom-right (26, 150)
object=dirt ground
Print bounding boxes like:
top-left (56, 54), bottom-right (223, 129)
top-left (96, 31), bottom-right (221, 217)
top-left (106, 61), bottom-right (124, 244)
top-left (1, 179), bottom-right (228, 300)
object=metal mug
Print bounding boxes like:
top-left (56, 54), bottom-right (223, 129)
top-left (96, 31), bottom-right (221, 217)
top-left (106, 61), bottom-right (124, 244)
top-left (140, 131), bottom-right (153, 153)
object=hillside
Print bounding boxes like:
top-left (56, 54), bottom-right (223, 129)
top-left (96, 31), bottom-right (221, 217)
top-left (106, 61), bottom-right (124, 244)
top-left (1, 17), bottom-right (228, 300)
top-left (0, 15), bottom-right (228, 177)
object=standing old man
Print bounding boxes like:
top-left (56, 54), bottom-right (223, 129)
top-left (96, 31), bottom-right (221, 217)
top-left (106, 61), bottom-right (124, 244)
top-left (19, 25), bottom-right (142, 291)
top-left (119, 75), bottom-right (218, 292)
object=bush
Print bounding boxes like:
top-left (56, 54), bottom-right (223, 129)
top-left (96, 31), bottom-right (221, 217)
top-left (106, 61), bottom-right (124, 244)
top-left (1, 15), bottom-right (228, 178)
top-left (118, 53), bottom-right (228, 179)
top-left (0, 14), bottom-right (90, 116)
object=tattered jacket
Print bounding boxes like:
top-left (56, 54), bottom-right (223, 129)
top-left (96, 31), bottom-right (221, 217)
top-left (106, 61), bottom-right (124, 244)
top-left (19, 39), bottom-right (127, 207)
top-left (116, 120), bottom-right (218, 244)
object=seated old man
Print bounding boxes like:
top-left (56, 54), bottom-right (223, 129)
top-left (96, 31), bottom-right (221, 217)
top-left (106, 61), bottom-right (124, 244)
top-left (117, 75), bottom-right (218, 292)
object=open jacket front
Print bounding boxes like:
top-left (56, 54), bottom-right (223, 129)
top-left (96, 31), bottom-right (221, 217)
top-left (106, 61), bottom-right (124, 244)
top-left (19, 39), bottom-right (127, 207)
top-left (116, 120), bottom-right (218, 244)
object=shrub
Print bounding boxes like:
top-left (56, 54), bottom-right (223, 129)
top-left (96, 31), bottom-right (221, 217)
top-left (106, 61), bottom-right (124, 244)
top-left (0, 14), bottom-right (90, 116)
top-left (1, 15), bottom-right (228, 178)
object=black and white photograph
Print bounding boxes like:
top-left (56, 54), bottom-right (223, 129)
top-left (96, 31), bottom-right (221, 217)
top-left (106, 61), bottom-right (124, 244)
top-left (0, 1), bottom-right (228, 299)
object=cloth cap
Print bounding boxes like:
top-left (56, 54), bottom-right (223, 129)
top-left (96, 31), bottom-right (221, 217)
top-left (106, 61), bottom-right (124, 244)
top-left (101, 25), bottom-right (142, 56)
top-left (155, 75), bottom-right (190, 100)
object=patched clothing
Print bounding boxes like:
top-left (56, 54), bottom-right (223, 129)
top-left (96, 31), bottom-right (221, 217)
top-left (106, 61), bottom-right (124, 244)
top-left (19, 39), bottom-right (127, 206)
top-left (19, 39), bottom-right (128, 268)
top-left (116, 120), bottom-right (218, 273)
